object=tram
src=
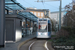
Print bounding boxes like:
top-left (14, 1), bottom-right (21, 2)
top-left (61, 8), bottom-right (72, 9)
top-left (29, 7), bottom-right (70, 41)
top-left (36, 18), bottom-right (52, 38)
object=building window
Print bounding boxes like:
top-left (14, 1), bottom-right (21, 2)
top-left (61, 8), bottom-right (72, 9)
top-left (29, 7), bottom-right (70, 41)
top-left (38, 13), bottom-right (40, 16)
top-left (34, 12), bottom-right (36, 15)
top-left (41, 13), bottom-right (43, 17)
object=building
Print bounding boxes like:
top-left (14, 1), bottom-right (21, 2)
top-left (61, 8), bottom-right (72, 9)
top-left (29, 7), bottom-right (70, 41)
top-left (26, 8), bottom-right (50, 18)
top-left (73, 0), bottom-right (75, 10)
top-left (50, 11), bottom-right (65, 26)
top-left (73, 0), bottom-right (75, 5)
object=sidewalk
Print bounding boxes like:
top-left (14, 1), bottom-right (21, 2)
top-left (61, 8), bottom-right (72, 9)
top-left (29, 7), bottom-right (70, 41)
top-left (0, 32), bottom-right (36, 50)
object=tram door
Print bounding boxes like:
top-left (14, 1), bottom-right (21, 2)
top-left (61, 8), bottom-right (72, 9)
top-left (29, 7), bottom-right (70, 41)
top-left (48, 20), bottom-right (51, 32)
top-left (48, 23), bottom-right (51, 32)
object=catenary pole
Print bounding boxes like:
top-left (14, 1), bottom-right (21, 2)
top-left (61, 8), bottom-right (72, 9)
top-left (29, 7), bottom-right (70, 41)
top-left (59, 0), bottom-right (61, 30)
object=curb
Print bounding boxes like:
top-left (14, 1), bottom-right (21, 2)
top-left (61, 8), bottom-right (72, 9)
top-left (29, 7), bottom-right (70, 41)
top-left (18, 37), bottom-right (35, 50)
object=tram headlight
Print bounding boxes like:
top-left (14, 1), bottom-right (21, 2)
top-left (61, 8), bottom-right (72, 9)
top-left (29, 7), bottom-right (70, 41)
top-left (38, 33), bottom-right (41, 35)
top-left (44, 33), bottom-right (47, 35)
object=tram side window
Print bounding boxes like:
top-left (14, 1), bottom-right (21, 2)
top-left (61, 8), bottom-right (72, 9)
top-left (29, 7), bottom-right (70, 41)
top-left (48, 23), bottom-right (51, 31)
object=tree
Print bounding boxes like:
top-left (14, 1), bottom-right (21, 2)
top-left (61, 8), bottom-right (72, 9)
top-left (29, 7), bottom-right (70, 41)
top-left (63, 3), bottom-right (75, 27)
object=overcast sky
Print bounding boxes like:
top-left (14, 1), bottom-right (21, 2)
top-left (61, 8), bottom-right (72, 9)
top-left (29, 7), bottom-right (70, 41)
top-left (17, 0), bottom-right (72, 12)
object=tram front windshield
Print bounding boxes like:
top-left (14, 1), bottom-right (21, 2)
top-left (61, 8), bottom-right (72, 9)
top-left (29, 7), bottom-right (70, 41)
top-left (38, 21), bottom-right (47, 32)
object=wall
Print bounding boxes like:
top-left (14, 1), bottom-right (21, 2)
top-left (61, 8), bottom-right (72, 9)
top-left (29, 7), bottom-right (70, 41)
top-left (15, 18), bottom-right (22, 42)
top-left (5, 18), bottom-right (15, 41)
top-left (0, 0), bottom-right (5, 47)
top-left (5, 15), bottom-right (22, 42)
top-left (30, 11), bottom-right (44, 18)
top-left (50, 11), bottom-right (65, 26)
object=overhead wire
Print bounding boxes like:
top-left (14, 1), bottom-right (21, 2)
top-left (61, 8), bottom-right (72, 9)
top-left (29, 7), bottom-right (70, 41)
top-left (44, 3), bottom-right (59, 9)
top-left (23, 0), bottom-right (59, 10)
top-left (42, 1), bottom-right (46, 9)
top-left (37, 0), bottom-right (59, 9)
top-left (23, 0), bottom-right (37, 8)
top-left (44, 2), bottom-right (67, 10)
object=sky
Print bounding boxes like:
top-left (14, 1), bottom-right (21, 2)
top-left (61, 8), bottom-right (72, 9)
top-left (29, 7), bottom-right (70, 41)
top-left (17, 0), bottom-right (72, 12)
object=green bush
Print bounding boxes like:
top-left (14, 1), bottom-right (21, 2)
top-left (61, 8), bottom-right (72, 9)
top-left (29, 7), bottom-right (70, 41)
top-left (51, 27), bottom-right (75, 50)
top-left (61, 27), bottom-right (75, 34)
top-left (53, 37), bottom-right (66, 43)
top-left (56, 29), bottom-right (69, 38)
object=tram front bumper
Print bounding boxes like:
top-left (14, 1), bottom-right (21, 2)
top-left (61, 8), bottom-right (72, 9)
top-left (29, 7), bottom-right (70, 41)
top-left (37, 36), bottom-right (50, 38)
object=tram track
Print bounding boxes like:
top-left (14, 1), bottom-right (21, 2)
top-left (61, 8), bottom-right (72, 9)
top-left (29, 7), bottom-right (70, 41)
top-left (19, 38), bottom-right (50, 50)
top-left (19, 38), bottom-right (36, 50)
top-left (29, 42), bottom-right (35, 50)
